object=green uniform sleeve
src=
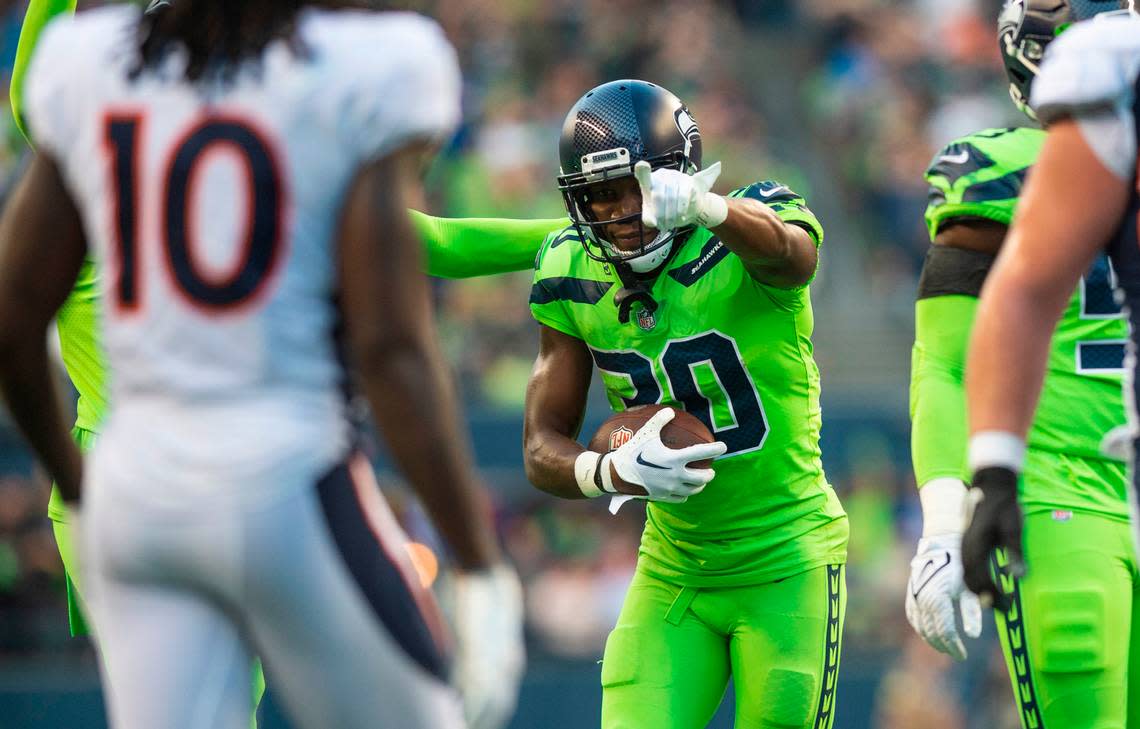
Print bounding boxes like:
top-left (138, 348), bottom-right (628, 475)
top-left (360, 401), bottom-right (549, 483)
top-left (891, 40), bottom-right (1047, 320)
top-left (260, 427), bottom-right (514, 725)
top-left (528, 230), bottom-right (588, 338)
top-left (910, 294), bottom-right (978, 485)
top-left (409, 211), bottom-right (568, 279)
top-left (726, 180), bottom-right (823, 310)
top-left (923, 127), bottom-right (1044, 241)
top-left (11, 0), bottom-right (76, 142)
top-left (729, 180), bottom-right (824, 246)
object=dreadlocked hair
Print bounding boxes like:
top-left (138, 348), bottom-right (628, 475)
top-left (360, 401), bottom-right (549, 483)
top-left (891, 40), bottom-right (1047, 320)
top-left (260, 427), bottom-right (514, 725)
top-left (133, 0), bottom-right (321, 84)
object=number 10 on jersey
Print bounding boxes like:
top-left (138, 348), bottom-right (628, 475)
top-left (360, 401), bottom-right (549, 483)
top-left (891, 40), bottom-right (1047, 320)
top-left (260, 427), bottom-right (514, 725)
top-left (103, 113), bottom-right (286, 313)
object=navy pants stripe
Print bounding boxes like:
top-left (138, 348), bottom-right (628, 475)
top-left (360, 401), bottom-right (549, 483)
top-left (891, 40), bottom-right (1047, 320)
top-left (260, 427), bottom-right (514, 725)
top-left (316, 458), bottom-right (449, 681)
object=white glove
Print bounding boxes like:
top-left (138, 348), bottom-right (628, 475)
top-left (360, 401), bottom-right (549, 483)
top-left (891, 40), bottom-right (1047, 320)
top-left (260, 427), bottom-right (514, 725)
top-left (453, 564), bottom-right (526, 729)
top-left (602, 408), bottom-right (726, 503)
top-left (634, 160), bottom-right (728, 231)
top-left (906, 533), bottom-right (983, 660)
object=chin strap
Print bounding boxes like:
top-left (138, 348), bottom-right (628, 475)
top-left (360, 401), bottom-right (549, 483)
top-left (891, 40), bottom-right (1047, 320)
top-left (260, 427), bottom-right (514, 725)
top-left (614, 285), bottom-right (658, 324)
top-left (607, 229), bottom-right (695, 324)
top-left (611, 261), bottom-right (659, 324)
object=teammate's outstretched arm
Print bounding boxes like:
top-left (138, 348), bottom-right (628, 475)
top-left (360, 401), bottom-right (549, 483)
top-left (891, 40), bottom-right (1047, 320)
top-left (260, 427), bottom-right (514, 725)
top-left (412, 212), bottom-right (568, 279)
top-left (338, 139), bottom-right (523, 729)
top-left (633, 160), bottom-right (818, 287)
top-left (964, 121), bottom-right (1129, 607)
top-left (0, 153), bottom-right (86, 501)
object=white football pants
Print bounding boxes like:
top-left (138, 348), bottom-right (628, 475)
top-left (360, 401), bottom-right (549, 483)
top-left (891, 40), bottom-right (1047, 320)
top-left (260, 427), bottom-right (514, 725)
top-left (81, 452), bottom-right (463, 729)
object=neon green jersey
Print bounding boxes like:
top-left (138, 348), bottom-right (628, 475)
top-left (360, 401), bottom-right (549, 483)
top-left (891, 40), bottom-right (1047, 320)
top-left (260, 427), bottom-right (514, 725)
top-left (47, 269), bottom-right (103, 522)
top-left (530, 182), bottom-right (848, 587)
top-left (56, 260), bottom-right (105, 433)
top-left (921, 126), bottom-right (1128, 518)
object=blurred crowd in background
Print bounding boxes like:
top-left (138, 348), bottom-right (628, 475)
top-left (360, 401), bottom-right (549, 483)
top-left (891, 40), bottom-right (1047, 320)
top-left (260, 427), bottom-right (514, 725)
top-left (0, 0), bottom-right (1032, 727)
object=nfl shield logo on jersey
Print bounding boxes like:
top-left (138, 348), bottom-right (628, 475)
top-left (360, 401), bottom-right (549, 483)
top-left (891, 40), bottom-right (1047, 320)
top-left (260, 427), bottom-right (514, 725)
top-left (608, 426), bottom-right (634, 451)
top-left (636, 306), bottom-right (656, 332)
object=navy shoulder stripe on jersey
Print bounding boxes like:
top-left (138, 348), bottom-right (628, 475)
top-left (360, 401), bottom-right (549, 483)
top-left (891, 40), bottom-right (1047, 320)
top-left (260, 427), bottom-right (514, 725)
top-left (550, 228), bottom-right (582, 249)
top-left (962, 167), bottom-right (1029, 204)
top-left (669, 236), bottom-right (730, 287)
top-left (529, 276), bottom-right (613, 306)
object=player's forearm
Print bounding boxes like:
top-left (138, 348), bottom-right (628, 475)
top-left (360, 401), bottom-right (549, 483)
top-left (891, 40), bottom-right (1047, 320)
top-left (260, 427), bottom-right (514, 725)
top-left (523, 424), bottom-right (590, 500)
top-left (712, 198), bottom-right (816, 287)
top-left (0, 338), bottom-right (81, 500)
top-left (357, 337), bottom-right (501, 571)
top-left (0, 155), bottom-right (86, 501)
top-left (11, 0), bottom-right (77, 141)
top-left (411, 211), bottom-right (567, 279)
top-left (966, 267), bottom-right (1068, 438)
top-left (910, 295), bottom-right (976, 486)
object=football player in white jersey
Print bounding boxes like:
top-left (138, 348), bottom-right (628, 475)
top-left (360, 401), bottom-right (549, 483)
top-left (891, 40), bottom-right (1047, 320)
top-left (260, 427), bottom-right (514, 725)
top-left (0, 2), bottom-right (523, 729)
top-left (962, 8), bottom-right (1140, 728)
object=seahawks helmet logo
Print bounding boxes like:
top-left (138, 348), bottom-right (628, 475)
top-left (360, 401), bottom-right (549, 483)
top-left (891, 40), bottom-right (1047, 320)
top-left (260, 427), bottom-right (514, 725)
top-left (674, 107), bottom-right (700, 158)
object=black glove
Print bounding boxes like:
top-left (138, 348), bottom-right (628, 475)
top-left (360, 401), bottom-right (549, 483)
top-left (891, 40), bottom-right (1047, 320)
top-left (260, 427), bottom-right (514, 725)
top-left (961, 466), bottom-right (1024, 612)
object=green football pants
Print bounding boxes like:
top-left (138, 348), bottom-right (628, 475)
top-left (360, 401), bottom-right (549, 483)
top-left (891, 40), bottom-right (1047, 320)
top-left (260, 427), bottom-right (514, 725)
top-left (600, 563), bottom-right (845, 729)
top-left (52, 428), bottom-right (266, 728)
top-left (992, 511), bottom-right (1139, 729)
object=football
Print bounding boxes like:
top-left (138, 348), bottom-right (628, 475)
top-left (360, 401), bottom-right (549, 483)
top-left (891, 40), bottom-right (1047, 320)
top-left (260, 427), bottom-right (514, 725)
top-left (587, 404), bottom-right (717, 469)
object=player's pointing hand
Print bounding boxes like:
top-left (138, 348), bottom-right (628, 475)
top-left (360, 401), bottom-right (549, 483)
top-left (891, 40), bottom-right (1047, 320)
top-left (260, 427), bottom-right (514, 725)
top-left (634, 160), bottom-right (727, 231)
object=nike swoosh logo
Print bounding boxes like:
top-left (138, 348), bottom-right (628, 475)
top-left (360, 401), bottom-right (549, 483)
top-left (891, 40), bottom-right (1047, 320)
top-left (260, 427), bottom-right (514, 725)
top-left (758, 186), bottom-right (788, 198)
top-left (636, 454), bottom-right (668, 470)
top-left (939, 150), bottom-right (970, 164)
top-left (911, 553), bottom-right (952, 599)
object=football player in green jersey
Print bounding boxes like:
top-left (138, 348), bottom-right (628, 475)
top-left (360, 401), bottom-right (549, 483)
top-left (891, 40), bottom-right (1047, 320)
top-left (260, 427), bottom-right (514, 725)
top-left (524, 80), bottom-right (849, 729)
top-left (906, 1), bottom-right (1138, 726)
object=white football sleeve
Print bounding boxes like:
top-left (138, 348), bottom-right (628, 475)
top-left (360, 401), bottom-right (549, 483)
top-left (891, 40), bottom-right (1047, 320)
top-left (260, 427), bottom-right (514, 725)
top-left (23, 15), bottom-right (81, 155)
top-left (339, 15), bottom-right (461, 163)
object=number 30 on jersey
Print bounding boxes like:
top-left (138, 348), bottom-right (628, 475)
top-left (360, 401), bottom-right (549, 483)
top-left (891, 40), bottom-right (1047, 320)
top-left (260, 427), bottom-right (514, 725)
top-left (592, 331), bottom-right (768, 456)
